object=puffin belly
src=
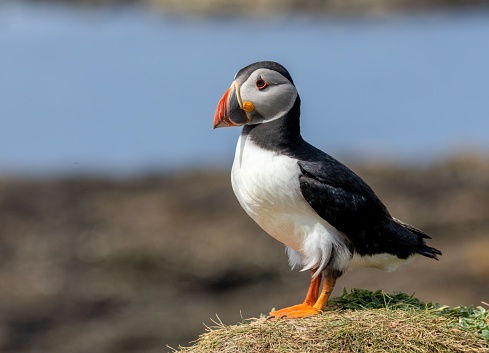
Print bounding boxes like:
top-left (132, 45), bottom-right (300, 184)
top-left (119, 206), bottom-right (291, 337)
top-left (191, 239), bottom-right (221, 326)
top-left (231, 135), bottom-right (307, 250)
top-left (231, 135), bottom-right (352, 274)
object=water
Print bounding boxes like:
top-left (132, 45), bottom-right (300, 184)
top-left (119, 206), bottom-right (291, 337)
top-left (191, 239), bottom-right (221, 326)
top-left (1, 3), bottom-right (488, 175)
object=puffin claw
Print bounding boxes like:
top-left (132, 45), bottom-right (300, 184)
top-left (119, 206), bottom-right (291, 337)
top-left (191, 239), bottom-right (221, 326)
top-left (266, 313), bottom-right (289, 320)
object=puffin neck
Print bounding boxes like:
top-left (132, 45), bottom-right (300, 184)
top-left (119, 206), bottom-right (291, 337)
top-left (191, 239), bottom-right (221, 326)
top-left (241, 96), bottom-right (303, 153)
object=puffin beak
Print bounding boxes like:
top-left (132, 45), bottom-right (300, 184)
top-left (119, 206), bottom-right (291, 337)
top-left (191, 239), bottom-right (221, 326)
top-left (213, 81), bottom-right (249, 128)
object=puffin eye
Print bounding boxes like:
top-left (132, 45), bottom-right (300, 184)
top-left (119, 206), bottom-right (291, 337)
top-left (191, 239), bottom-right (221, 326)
top-left (256, 77), bottom-right (268, 90)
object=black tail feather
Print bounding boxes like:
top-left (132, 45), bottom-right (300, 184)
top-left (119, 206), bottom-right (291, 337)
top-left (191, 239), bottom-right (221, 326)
top-left (393, 218), bottom-right (442, 260)
top-left (416, 244), bottom-right (442, 260)
top-left (393, 217), bottom-right (431, 239)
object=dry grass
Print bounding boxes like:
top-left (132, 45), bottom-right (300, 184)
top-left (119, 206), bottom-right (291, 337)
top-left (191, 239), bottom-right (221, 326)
top-left (174, 290), bottom-right (489, 353)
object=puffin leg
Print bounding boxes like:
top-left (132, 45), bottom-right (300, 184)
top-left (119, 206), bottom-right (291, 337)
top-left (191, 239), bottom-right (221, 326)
top-left (267, 269), bottom-right (322, 320)
top-left (313, 274), bottom-right (336, 312)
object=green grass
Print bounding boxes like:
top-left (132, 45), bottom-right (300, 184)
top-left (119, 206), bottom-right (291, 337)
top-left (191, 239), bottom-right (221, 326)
top-left (329, 288), bottom-right (489, 342)
top-left (173, 289), bottom-right (489, 353)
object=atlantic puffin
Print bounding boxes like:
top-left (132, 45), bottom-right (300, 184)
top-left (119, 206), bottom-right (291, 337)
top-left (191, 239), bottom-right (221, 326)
top-left (213, 61), bottom-right (441, 319)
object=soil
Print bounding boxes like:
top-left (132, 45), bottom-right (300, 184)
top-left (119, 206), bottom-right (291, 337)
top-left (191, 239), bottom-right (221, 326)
top-left (0, 154), bottom-right (488, 352)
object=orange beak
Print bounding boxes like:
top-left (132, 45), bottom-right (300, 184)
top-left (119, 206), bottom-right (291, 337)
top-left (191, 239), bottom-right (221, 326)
top-left (213, 82), bottom-right (249, 128)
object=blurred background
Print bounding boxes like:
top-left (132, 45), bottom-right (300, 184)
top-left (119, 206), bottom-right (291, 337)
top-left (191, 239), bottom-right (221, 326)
top-left (0, 0), bottom-right (488, 351)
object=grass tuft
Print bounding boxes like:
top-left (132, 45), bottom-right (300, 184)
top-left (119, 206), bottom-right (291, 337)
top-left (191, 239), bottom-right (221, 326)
top-left (328, 288), bottom-right (430, 310)
top-left (173, 289), bottom-right (489, 353)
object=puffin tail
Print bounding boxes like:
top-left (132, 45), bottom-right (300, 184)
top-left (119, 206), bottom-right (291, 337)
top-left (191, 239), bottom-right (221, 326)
top-left (417, 244), bottom-right (442, 260)
top-left (393, 218), bottom-right (442, 260)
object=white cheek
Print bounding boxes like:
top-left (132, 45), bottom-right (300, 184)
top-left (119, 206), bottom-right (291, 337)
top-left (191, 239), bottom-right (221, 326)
top-left (238, 68), bottom-right (298, 123)
top-left (241, 84), bottom-right (297, 123)
top-left (259, 86), bottom-right (297, 121)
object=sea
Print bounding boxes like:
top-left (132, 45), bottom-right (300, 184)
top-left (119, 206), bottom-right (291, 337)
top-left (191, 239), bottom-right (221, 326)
top-left (1, 2), bottom-right (488, 175)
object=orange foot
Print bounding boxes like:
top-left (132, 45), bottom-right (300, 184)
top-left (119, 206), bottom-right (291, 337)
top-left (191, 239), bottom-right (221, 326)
top-left (266, 269), bottom-right (337, 320)
top-left (267, 303), bottom-right (319, 320)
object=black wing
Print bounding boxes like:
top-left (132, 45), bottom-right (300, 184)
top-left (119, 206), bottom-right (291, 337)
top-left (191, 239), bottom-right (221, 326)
top-left (297, 155), bottom-right (441, 259)
top-left (297, 157), bottom-right (390, 240)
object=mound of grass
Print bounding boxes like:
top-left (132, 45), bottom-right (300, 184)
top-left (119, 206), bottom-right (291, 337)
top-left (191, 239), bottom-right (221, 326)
top-left (173, 289), bottom-right (489, 353)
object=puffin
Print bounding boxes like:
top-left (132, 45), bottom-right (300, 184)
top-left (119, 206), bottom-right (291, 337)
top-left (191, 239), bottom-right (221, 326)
top-left (213, 61), bottom-right (441, 319)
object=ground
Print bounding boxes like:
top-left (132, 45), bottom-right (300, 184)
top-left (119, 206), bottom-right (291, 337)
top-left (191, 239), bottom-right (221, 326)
top-left (0, 154), bottom-right (488, 352)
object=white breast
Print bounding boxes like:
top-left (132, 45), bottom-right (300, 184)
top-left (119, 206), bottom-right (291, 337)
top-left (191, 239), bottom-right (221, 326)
top-left (231, 134), bottom-right (352, 275)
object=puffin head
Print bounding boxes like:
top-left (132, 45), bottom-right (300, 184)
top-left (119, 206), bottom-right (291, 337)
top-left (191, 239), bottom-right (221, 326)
top-left (213, 61), bottom-right (299, 128)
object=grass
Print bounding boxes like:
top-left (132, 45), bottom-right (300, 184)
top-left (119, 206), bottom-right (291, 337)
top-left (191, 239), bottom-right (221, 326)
top-left (173, 289), bottom-right (489, 353)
